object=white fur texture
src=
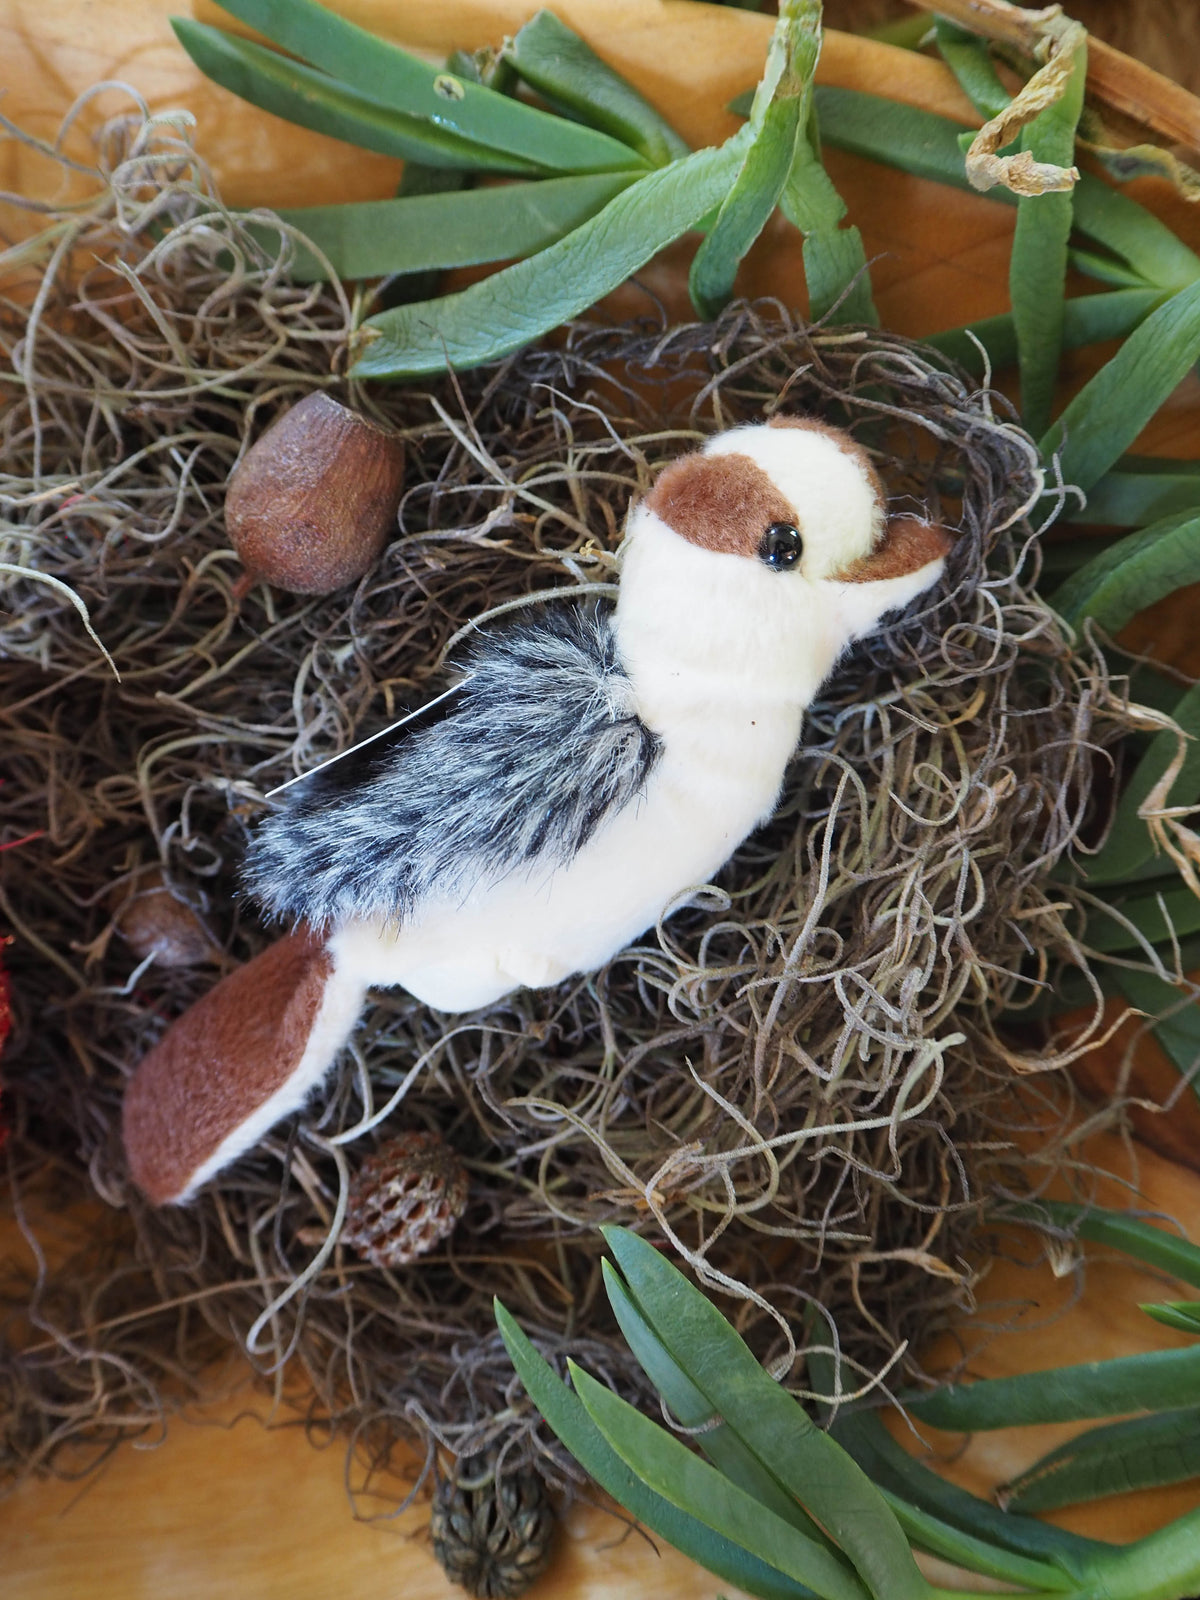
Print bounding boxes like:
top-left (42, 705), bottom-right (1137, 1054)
top-left (325, 426), bottom-right (946, 1013)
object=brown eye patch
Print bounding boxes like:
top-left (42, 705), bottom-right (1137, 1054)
top-left (644, 451), bottom-right (798, 559)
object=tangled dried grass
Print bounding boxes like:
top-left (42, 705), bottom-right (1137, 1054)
top-left (0, 95), bottom-right (1139, 1507)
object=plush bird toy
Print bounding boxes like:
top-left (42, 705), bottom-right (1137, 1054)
top-left (122, 417), bottom-right (951, 1204)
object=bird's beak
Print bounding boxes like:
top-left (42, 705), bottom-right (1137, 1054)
top-left (831, 516), bottom-right (954, 583)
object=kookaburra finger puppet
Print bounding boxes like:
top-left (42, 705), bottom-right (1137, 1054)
top-left (123, 417), bottom-right (952, 1204)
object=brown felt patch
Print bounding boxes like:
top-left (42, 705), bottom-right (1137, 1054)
top-left (122, 928), bottom-right (332, 1204)
top-left (644, 451), bottom-right (797, 558)
top-left (767, 414), bottom-right (886, 513)
top-left (834, 517), bottom-right (954, 583)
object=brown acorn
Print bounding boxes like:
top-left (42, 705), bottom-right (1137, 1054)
top-left (225, 391), bottom-right (405, 594)
top-left (431, 1453), bottom-right (556, 1600)
top-left (113, 871), bottom-right (220, 968)
top-left (341, 1130), bottom-right (469, 1268)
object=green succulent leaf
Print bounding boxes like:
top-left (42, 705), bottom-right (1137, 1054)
top-left (691, 91), bottom-right (804, 320)
top-left (1010, 36), bottom-right (1086, 438)
top-left (1142, 1301), bottom-right (1200, 1336)
top-left (828, 1407), bottom-right (1100, 1580)
top-left (927, 288), bottom-right (1162, 376)
top-left (880, 1488), bottom-right (1077, 1589)
top-left (1000, 1405), bottom-right (1200, 1512)
top-left (195, 0), bottom-right (645, 172)
top-left (569, 1361), bottom-right (872, 1600)
top-left (172, 18), bottom-right (540, 173)
top-left (600, 1227), bottom-right (933, 1600)
top-left (903, 1343), bottom-right (1200, 1430)
top-left (350, 125), bottom-right (752, 377)
top-left (493, 1299), bottom-right (822, 1600)
top-left (1069, 245), bottom-right (1156, 289)
top-left (252, 171), bottom-right (639, 282)
top-left (602, 1261), bottom-right (837, 1547)
top-left (690, 0), bottom-right (815, 321)
top-left (1084, 880), bottom-right (1200, 951)
top-left (1084, 679), bottom-right (1200, 884)
top-left (934, 19), bottom-right (1011, 121)
top-left (1048, 510), bottom-right (1200, 633)
top-left (1114, 968), bottom-right (1200, 1087)
top-left (1006, 1202), bottom-right (1200, 1291)
top-left (504, 9), bottom-right (688, 168)
top-left (1074, 456), bottom-right (1200, 526)
top-left (1041, 282), bottom-right (1200, 494)
top-left (814, 87), bottom-right (1200, 292)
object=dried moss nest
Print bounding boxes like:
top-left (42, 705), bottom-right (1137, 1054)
top-left (0, 100), bottom-right (1136, 1508)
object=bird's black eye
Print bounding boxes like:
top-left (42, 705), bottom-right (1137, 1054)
top-left (758, 522), bottom-right (802, 571)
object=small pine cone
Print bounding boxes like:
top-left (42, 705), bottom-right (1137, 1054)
top-left (341, 1130), bottom-right (468, 1268)
top-left (431, 1454), bottom-right (556, 1600)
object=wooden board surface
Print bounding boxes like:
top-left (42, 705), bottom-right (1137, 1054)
top-left (5, 1125), bottom-right (1200, 1598)
top-left (5, 4), bottom-right (1200, 1596)
top-left (0, 1366), bottom-right (748, 1600)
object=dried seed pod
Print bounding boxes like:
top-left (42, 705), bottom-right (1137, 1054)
top-left (113, 872), bottom-right (220, 968)
top-left (341, 1130), bottom-right (468, 1267)
top-left (431, 1454), bottom-right (556, 1600)
top-left (225, 391), bottom-right (405, 594)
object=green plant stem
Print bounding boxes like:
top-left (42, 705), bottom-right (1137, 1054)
top-left (1101, 1510), bottom-right (1200, 1600)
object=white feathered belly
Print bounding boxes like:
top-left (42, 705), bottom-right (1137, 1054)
top-left (329, 723), bottom-right (796, 1012)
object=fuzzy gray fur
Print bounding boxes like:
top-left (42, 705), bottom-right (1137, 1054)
top-left (242, 603), bottom-right (662, 929)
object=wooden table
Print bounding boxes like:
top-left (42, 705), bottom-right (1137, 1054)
top-left (5, 3), bottom-right (1200, 1595)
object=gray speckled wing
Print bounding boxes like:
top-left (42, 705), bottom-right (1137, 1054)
top-left (242, 602), bottom-right (662, 930)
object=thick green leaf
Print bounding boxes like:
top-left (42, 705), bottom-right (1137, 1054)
top-left (1107, 1509), bottom-right (1200, 1600)
top-left (800, 223), bottom-right (877, 324)
top-left (255, 172), bottom-right (637, 282)
top-left (731, 69), bottom-right (878, 325)
top-left (570, 1363), bottom-right (872, 1600)
top-left (494, 1301), bottom-right (822, 1600)
top-left (1143, 1302), bottom-right (1200, 1336)
top-left (1085, 881), bottom-right (1200, 952)
top-left (691, 92), bottom-right (803, 319)
top-left (1070, 171), bottom-right (1200, 294)
top-left (171, 18), bottom-right (544, 173)
top-left (814, 88), bottom-right (1200, 291)
top-left (1069, 245), bottom-right (1156, 289)
top-left (927, 288), bottom-right (1161, 376)
top-left (1086, 679), bottom-right (1200, 883)
top-left (601, 1228), bottom-right (933, 1600)
top-left (1041, 282), bottom-right (1200, 494)
top-left (1074, 457), bottom-right (1200, 527)
top-left (1001, 1405), bottom-right (1200, 1512)
top-left (1114, 968), bottom-right (1200, 1088)
top-left (1010, 37), bottom-right (1086, 438)
top-left (782, 117), bottom-right (878, 325)
top-left (1048, 510), bottom-right (1200, 632)
top-left (602, 1262), bottom-right (839, 1547)
top-left (366, 161), bottom-right (467, 308)
top-left (934, 20), bottom-right (1011, 121)
top-left (1038, 533), bottom-right (1122, 581)
top-left (350, 125), bottom-right (752, 377)
top-left (202, 0), bottom-right (644, 172)
top-left (1007, 1201), bottom-right (1200, 1291)
top-left (904, 1342), bottom-right (1200, 1430)
top-left (828, 1408), bottom-right (1103, 1578)
top-left (880, 1489), bottom-right (1076, 1590)
top-left (690, 0), bottom-right (814, 321)
top-left (504, 9), bottom-right (687, 168)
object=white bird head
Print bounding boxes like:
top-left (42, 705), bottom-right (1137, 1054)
top-left (615, 416), bottom-right (952, 722)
